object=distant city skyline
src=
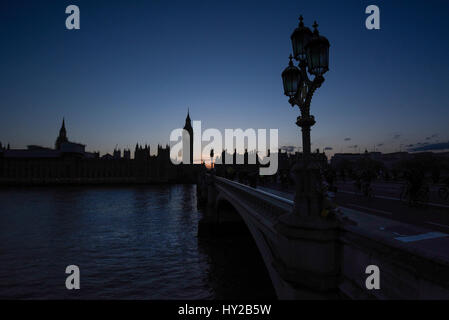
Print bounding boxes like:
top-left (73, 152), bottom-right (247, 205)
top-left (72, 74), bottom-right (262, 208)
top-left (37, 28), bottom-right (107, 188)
top-left (1, 0), bottom-right (449, 157)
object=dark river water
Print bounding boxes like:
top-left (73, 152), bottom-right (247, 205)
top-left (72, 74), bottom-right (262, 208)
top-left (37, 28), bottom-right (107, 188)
top-left (0, 185), bottom-right (275, 299)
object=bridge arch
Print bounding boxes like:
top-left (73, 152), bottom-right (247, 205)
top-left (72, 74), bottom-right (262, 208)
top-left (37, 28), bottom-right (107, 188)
top-left (214, 196), bottom-right (246, 234)
top-left (212, 192), bottom-right (281, 297)
top-left (199, 175), bottom-right (343, 298)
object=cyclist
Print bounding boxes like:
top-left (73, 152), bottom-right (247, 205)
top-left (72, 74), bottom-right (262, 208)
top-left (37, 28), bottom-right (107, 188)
top-left (354, 174), bottom-right (362, 193)
top-left (403, 167), bottom-right (426, 205)
top-left (360, 169), bottom-right (373, 197)
top-left (438, 177), bottom-right (449, 200)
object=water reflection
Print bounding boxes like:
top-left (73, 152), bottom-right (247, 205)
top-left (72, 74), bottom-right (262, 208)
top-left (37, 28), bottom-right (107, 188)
top-left (0, 185), bottom-right (275, 299)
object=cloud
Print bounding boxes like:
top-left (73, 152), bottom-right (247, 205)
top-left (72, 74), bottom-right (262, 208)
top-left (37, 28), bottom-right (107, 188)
top-left (348, 145), bottom-right (358, 149)
top-left (393, 134), bottom-right (401, 140)
top-left (425, 134), bottom-right (439, 141)
top-left (324, 147), bottom-right (333, 151)
top-left (344, 138), bottom-right (351, 141)
top-left (407, 141), bottom-right (449, 152)
top-left (377, 143), bottom-right (384, 147)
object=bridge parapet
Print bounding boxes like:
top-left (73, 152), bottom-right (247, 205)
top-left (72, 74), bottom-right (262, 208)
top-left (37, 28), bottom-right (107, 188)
top-left (214, 176), bottom-right (292, 222)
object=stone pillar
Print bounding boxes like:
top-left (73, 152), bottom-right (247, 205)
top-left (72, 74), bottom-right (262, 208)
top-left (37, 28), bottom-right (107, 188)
top-left (275, 156), bottom-right (341, 299)
top-left (207, 174), bottom-right (217, 207)
top-left (198, 173), bottom-right (219, 238)
top-left (196, 169), bottom-right (209, 206)
top-left (274, 214), bottom-right (341, 299)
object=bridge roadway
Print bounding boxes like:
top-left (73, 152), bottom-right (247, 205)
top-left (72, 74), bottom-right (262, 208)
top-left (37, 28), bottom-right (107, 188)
top-left (257, 185), bottom-right (449, 263)
top-left (198, 175), bottom-right (449, 299)
top-left (336, 180), bottom-right (449, 209)
top-left (259, 184), bottom-right (449, 234)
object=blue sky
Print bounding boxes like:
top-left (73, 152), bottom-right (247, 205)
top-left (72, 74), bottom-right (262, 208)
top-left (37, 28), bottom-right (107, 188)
top-left (1, 0), bottom-right (448, 157)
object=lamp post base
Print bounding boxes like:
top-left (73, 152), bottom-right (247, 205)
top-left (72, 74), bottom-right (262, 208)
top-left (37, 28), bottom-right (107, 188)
top-left (290, 157), bottom-right (326, 217)
top-left (274, 156), bottom-right (341, 298)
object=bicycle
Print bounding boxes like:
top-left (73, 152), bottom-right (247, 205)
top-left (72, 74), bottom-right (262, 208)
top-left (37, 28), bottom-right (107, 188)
top-left (400, 184), bottom-right (409, 203)
top-left (362, 182), bottom-right (373, 198)
top-left (438, 186), bottom-right (449, 201)
top-left (415, 185), bottom-right (429, 207)
top-left (400, 183), bottom-right (429, 207)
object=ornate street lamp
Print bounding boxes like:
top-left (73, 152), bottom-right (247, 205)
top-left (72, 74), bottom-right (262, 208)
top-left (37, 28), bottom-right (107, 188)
top-left (281, 16), bottom-right (330, 217)
top-left (290, 15), bottom-right (312, 62)
top-left (281, 55), bottom-right (302, 97)
top-left (210, 149), bottom-right (214, 169)
top-left (306, 22), bottom-right (330, 76)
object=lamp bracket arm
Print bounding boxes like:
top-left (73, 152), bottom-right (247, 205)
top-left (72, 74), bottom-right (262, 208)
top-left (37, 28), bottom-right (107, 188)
top-left (293, 72), bottom-right (325, 114)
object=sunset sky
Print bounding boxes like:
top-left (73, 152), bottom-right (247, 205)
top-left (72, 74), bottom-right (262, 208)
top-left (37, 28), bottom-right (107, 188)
top-left (1, 0), bottom-right (449, 158)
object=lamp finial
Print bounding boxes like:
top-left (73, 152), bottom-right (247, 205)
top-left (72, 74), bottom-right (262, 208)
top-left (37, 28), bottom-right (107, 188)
top-left (313, 21), bottom-right (319, 34)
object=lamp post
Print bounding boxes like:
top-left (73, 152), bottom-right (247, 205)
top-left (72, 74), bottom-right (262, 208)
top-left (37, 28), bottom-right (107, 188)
top-left (282, 16), bottom-right (330, 217)
top-left (210, 149), bottom-right (214, 169)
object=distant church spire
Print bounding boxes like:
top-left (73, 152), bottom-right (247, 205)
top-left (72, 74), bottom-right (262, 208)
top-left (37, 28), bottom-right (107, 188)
top-left (55, 118), bottom-right (69, 150)
top-left (186, 107), bottom-right (191, 123)
top-left (59, 118), bottom-right (67, 138)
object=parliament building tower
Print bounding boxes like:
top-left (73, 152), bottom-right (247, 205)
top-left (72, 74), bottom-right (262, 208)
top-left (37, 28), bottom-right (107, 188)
top-left (182, 110), bottom-right (194, 164)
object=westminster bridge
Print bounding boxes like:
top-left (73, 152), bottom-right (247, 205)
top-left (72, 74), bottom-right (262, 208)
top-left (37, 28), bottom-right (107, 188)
top-left (197, 174), bottom-right (449, 299)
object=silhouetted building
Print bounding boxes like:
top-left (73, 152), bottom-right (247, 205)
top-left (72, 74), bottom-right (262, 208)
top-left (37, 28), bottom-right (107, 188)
top-left (123, 149), bottom-right (131, 160)
top-left (0, 117), bottom-right (200, 185)
top-left (330, 151), bottom-right (408, 169)
top-left (55, 118), bottom-right (69, 150)
top-left (113, 148), bottom-right (121, 159)
top-left (182, 110), bottom-right (194, 164)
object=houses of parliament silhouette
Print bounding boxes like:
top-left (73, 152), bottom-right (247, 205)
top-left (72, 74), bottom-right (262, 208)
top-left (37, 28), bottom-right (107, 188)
top-left (0, 113), bottom-right (200, 185)
top-left (0, 111), bottom-right (327, 186)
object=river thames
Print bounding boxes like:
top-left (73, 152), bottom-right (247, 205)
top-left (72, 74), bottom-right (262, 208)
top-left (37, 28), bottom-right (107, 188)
top-left (0, 185), bottom-right (275, 299)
